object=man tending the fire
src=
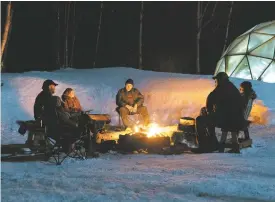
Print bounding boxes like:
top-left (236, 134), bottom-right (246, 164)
top-left (116, 79), bottom-right (150, 130)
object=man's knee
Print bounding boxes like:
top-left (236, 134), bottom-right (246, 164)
top-left (137, 106), bottom-right (148, 114)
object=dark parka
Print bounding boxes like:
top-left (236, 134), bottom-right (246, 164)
top-left (116, 88), bottom-right (144, 108)
top-left (45, 96), bottom-right (78, 129)
top-left (206, 80), bottom-right (245, 131)
top-left (33, 90), bottom-right (52, 121)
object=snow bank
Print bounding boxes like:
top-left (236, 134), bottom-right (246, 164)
top-left (1, 68), bottom-right (272, 131)
top-left (1, 67), bottom-right (275, 202)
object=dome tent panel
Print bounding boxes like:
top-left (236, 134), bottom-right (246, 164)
top-left (222, 35), bottom-right (248, 58)
top-left (250, 37), bottom-right (275, 59)
top-left (226, 55), bottom-right (245, 76)
top-left (254, 21), bottom-right (275, 32)
top-left (248, 33), bottom-right (273, 52)
top-left (247, 56), bottom-right (272, 79)
top-left (254, 21), bottom-right (275, 35)
top-left (228, 35), bottom-right (249, 55)
top-left (260, 61), bottom-right (275, 83)
top-left (231, 56), bottom-right (252, 79)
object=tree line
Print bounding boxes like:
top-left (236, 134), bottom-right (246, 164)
top-left (1, 1), bottom-right (235, 73)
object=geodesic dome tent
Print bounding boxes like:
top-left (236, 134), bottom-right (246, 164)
top-left (214, 20), bottom-right (275, 83)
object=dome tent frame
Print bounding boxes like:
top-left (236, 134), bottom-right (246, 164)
top-left (215, 20), bottom-right (275, 83)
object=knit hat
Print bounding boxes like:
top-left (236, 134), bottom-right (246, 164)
top-left (125, 79), bottom-right (134, 85)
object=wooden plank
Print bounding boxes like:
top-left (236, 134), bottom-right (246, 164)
top-left (239, 138), bottom-right (252, 149)
top-left (88, 114), bottom-right (111, 122)
top-left (1, 153), bottom-right (46, 162)
top-left (1, 144), bottom-right (30, 154)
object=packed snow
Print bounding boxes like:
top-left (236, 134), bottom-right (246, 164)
top-left (1, 67), bottom-right (275, 201)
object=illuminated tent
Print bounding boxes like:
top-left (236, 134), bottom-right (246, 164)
top-left (214, 20), bottom-right (275, 83)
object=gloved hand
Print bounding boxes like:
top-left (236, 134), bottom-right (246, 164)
top-left (126, 105), bottom-right (134, 113)
top-left (132, 104), bottom-right (137, 113)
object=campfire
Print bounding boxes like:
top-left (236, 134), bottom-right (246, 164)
top-left (118, 122), bottom-right (171, 153)
top-left (133, 122), bottom-right (167, 137)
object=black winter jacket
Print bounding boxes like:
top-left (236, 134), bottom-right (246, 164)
top-left (33, 90), bottom-right (52, 120)
top-left (206, 81), bottom-right (245, 131)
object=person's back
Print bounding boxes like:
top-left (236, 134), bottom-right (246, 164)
top-left (208, 74), bottom-right (244, 131)
top-left (34, 80), bottom-right (58, 121)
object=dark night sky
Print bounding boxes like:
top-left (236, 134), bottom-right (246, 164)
top-left (1, 1), bottom-right (275, 74)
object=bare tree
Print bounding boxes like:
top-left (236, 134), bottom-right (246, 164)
top-left (222, 1), bottom-right (234, 53)
top-left (70, 2), bottom-right (77, 67)
top-left (56, 3), bottom-right (61, 67)
top-left (1, 1), bottom-right (13, 71)
top-left (93, 2), bottom-right (104, 68)
top-left (196, 2), bottom-right (217, 74)
top-left (64, 2), bottom-right (71, 67)
top-left (138, 1), bottom-right (144, 70)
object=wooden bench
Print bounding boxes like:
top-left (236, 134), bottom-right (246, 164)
top-left (219, 99), bottom-right (253, 153)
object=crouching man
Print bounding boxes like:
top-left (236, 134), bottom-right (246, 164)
top-left (116, 79), bottom-right (150, 129)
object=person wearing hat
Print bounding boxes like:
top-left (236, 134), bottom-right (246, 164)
top-left (116, 78), bottom-right (150, 129)
top-left (194, 72), bottom-right (245, 153)
top-left (33, 79), bottom-right (58, 121)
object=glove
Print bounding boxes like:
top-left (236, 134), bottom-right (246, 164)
top-left (132, 104), bottom-right (137, 113)
top-left (126, 105), bottom-right (134, 112)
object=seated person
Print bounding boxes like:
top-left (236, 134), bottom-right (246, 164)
top-left (239, 81), bottom-right (257, 111)
top-left (45, 96), bottom-right (82, 152)
top-left (33, 79), bottom-right (58, 122)
top-left (45, 96), bottom-right (79, 135)
top-left (62, 88), bottom-right (83, 113)
top-left (116, 79), bottom-right (150, 129)
top-left (194, 72), bottom-right (245, 153)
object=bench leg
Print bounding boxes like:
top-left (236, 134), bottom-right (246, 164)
top-left (219, 131), bottom-right (228, 152)
top-left (230, 132), bottom-right (240, 153)
top-left (220, 131), bottom-right (228, 144)
top-left (244, 128), bottom-right (250, 140)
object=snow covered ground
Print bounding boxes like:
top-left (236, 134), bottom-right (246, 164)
top-left (1, 67), bottom-right (275, 201)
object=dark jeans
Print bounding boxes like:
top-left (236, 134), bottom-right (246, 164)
top-left (195, 108), bottom-right (219, 152)
top-left (119, 106), bottom-right (150, 128)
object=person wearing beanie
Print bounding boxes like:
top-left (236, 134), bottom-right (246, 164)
top-left (33, 79), bottom-right (58, 121)
top-left (193, 72), bottom-right (245, 153)
top-left (116, 78), bottom-right (150, 129)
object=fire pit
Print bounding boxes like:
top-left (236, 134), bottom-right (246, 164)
top-left (117, 123), bottom-right (171, 153)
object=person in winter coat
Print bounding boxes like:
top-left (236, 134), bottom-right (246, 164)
top-left (46, 96), bottom-right (85, 152)
top-left (239, 81), bottom-right (257, 111)
top-left (33, 79), bottom-right (58, 121)
top-left (61, 88), bottom-right (82, 113)
top-left (116, 79), bottom-right (150, 128)
top-left (194, 72), bottom-right (245, 153)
